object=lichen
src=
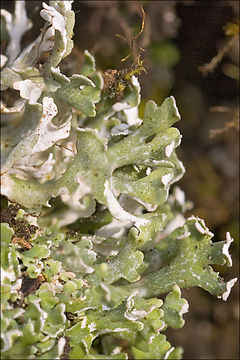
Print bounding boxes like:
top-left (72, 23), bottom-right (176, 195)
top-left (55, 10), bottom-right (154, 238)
top-left (0, 1), bottom-right (237, 359)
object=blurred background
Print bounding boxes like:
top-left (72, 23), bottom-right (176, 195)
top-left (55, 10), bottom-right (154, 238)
top-left (1, 1), bottom-right (239, 358)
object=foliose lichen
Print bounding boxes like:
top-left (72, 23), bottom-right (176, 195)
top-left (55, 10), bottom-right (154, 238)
top-left (0, 1), bottom-right (237, 359)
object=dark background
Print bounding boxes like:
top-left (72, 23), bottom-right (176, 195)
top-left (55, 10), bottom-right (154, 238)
top-left (1, 1), bottom-right (239, 359)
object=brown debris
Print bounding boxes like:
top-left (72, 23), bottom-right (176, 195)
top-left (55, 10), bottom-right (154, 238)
top-left (12, 236), bottom-right (32, 249)
top-left (102, 69), bottom-right (118, 92)
top-left (60, 336), bottom-right (71, 360)
top-left (20, 274), bottom-right (45, 297)
top-left (0, 203), bottom-right (38, 240)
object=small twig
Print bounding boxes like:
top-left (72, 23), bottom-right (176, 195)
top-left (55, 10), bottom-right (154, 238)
top-left (116, 7), bottom-right (146, 63)
top-left (210, 106), bottom-right (233, 114)
top-left (209, 121), bottom-right (237, 138)
top-left (55, 143), bottom-right (73, 152)
top-left (132, 7), bottom-right (145, 42)
top-left (209, 106), bottom-right (239, 138)
top-left (199, 34), bottom-right (238, 76)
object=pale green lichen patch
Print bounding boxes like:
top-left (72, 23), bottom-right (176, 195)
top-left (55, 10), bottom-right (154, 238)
top-left (0, 1), bottom-right (237, 359)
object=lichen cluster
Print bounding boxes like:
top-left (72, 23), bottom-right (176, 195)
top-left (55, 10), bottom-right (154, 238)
top-left (0, 1), bottom-right (237, 359)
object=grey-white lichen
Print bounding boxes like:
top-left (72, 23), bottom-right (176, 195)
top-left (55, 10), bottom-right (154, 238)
top-left (0, 1), bottom-right (237, 359)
